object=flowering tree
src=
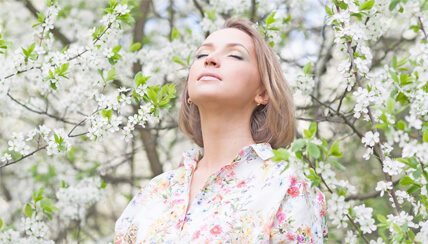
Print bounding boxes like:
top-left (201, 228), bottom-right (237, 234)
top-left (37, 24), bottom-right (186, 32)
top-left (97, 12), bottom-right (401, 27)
top-left (0, 0), bottom-right (427, 243)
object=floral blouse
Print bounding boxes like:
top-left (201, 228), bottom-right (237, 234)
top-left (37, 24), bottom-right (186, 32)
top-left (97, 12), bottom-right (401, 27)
top-left (114, 142), bottom-right (328, 243)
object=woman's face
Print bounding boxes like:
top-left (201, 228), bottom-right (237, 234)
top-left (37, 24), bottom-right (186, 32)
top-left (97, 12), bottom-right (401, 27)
top-left (187, 28), bottom-right (262, 109)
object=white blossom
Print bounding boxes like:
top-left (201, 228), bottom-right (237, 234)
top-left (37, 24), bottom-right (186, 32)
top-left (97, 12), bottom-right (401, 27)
top-left (114, 4), bottom-right (130, 15)
top-left (416, 220), bottom-right (428, 243)
top-left (363, 147), bottom-right (373, 160)
top-left (361, 131), bottom-right (380, 147)
top-left (354, 204), bottom-right (377, 234)
top-left (375, 181), bottom-right (392, 197)
top-left (46, 129), bottom-right (72, 156)
top-left (387, 211), bottom-right (418, 233)
top-left (56, 177), bottom-right (104, 225)
top-left (295, 74), bottom-right (315, 95)
top-left (382, 157), bottom-right (404, 176)
top-left (7, 132), bottom-right (31, 155)
top-left (19, 216), bottom-right (51, 240)
top-left (353, 87), bottom-right (376, 119)
top-left (328, 193), bottom-right (349, 228)
top-left (344, 230), bottom-right (358, 244)
top-left (369, 238), bottom-right (385, 244)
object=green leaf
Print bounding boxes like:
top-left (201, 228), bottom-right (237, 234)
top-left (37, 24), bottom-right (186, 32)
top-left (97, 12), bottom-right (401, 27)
top-left (32, 188), bottom-right (44, 202)
top-left (118, 13), bottom-right (134, 25)
top-left (389, 0), bottom-right (401, 11)
top-left (423, 130), bottom-right (428, 143)
top-left (101, 109), bottom-right (113, 120)
top-left (303, 62), bottom-right (313, 75)
top-left (40, 198), bottom-right (56, 213)
top-left (386, 97), bottom-right (395, 113)
top-left (333, 0), bottom-right (348, 9)
top-left (60, 180), bottom-right (69, 188)
top-left (307, 143), bottom-right (321, 159)
top-left (170, 27), bottom-right (180, 41)
top-left (325, 6), bottom-right (334, 16)
top-left (158, 83), bottom-right (176, 108)
top-left (397, 158), bottom-right (418, 169)
top-left (24, 203), bottom-right (33, 217)
top-left (54, 133), bottom-right (63, 144)
top-left (56, 63), bottom-right (69, 78)
top-left (272, 148), bottom-right (290, 162)
top-left (129, 42), bottom-right (141, 52)
top-left (307, 168), bottom-right (321, 187)
top-left (377, 214), bottom-right (387, 224)
top-left (328, 141), bottom-right (343, 157)
top-left (407, 185), bottom-right (420, 194)
top-left (399, 175), bottom-right (414, 186)
top-left (206, 10), bottom-right (217, 21)
top-left (0, 218), bottom-right (3, 229)
top-left (350, 12), bottom-right (363, 21)
top-left (22, 43), bottom-right (36, 61)
top-left (106, 68), bottom-right (116, 82)
top-left (146, 86), bottom-right (159, 104)
top-left (134, 72), bottom-right (150, 87)
top-left (172, 55), bottom-right (186, 67)
top-left (400, 73), bottom-right (411, 86)
top-left (0, 34), bottom-right (7, 54)
top-left (328, 159), bottom-right (346, 170)
top-left (291, 139), bottom-right (306, 152)
top-left (396, 120), bottom-right (406, 131)
top-left (265, 11), bottom-right (276, 26)
top-left (303, 122), bottom-right (317, 138)
top-left (32, 12), bottom-right (45, 27)
top-left (359, 0), bottom-right (375, 11)
top-left (100, 180), bottom-right (107, 189)
top-left (92, 25), bottom-right (106, 40)
top-left (396, 92), bottom-right (409, 105)
top-left (40, 198), bottom-right (57, 220)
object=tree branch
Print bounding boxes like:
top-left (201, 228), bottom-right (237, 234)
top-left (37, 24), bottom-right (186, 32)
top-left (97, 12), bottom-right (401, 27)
top-left (20, 0), bottom-right (71, 46)
top-left (7, 92), bottom-right (80, 125)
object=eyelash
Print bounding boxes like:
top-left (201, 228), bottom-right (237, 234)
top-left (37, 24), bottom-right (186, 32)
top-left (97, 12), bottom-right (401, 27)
top-left (196, 54), bottom-right (243, 60)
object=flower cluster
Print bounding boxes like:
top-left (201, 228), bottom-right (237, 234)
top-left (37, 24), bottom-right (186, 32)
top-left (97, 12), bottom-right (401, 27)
top-left (56, 177), bottom-right (104, 225)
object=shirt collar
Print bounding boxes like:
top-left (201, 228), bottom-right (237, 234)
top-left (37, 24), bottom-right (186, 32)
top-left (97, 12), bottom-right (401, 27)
top-left (178, 142), bottom-right (274, 171)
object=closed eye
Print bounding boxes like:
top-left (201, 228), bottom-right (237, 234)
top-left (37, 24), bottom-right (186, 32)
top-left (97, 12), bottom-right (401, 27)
top-left (229, 55), bottom-right (243, 60)
top-left (196, 54), bottom-right (208, 59)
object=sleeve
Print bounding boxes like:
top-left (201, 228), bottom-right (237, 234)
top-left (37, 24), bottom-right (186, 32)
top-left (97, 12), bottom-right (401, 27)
top-left (269, 175), bottom-right (328, 243)
top-left (114, 187), bottom-right (147, 244)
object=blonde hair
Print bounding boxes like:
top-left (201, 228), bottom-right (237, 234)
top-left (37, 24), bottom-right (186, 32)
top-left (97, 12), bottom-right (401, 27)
top-left (178, 18), bottom-right (296, 149)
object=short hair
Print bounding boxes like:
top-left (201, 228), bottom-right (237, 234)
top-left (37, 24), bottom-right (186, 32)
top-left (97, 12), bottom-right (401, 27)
top-left (178, 17), bottom-right (296, 149)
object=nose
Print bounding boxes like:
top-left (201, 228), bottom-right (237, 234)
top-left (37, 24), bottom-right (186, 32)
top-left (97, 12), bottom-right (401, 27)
top-left (204, 55), bottom-right (220, 68)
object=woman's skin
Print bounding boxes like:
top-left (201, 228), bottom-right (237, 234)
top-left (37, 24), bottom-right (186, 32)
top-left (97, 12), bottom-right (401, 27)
top-left (185, 28), bottom-right (269, 209)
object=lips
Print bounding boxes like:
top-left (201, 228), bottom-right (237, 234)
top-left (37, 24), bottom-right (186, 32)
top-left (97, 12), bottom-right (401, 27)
top-left (197, 72), bottom-right (222, 81)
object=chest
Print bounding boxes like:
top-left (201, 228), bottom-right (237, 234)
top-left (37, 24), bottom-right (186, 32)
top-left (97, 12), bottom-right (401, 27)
top-left (134, 162), bottom-right (291, 243)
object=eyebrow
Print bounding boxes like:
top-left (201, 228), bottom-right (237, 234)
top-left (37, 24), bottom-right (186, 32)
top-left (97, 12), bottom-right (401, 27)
top-left (197, 42), bottom-right (250, 55)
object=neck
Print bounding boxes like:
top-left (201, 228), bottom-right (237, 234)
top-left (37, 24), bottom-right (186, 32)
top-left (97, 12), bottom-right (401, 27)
top-left (196, 106), bottom-right (256, 172)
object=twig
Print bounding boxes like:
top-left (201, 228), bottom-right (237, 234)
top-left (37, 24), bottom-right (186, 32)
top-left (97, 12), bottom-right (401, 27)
top-left (0, 145), bottom-right (48, 168)
top-left (7, 92), bottom-right (80, 125)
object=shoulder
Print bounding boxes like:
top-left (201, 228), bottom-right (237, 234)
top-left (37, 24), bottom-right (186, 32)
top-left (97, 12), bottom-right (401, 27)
top-left (268, 159), bottom-right (328, 241)
top-left (142, 165), bottom-right (187, 195)
top-left (263, 157), bottom-right (327, 213)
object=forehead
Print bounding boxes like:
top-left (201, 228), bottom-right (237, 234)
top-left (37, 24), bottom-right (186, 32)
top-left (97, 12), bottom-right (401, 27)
top-left (201, 28), bottom-right (254, 51)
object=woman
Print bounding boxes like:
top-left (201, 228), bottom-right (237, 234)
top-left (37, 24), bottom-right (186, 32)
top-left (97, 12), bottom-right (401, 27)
top-left (114, 18), bottom-right (328, 243)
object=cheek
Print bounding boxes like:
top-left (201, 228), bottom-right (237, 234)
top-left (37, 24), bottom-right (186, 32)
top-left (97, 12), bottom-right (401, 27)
top-left (188, 61), bottom-right (202, 81)
top-left (228, 65), bottom-right (259, 88)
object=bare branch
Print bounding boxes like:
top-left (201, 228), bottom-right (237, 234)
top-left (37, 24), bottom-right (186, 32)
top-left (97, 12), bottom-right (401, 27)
top-left (192, 0), bottom-right (205, 18)
top-left (7, 92), bottom-right (80, 125)
top-left (0, 145), bottom-right (48, 168)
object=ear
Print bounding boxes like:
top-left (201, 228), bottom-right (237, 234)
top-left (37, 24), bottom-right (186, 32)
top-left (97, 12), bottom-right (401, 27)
top-left (254, 86), bottom-right (269, 105)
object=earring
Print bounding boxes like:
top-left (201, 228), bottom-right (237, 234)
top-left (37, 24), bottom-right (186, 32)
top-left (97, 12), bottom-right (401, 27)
top-left (187, 98), bottom-right (192, 104)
